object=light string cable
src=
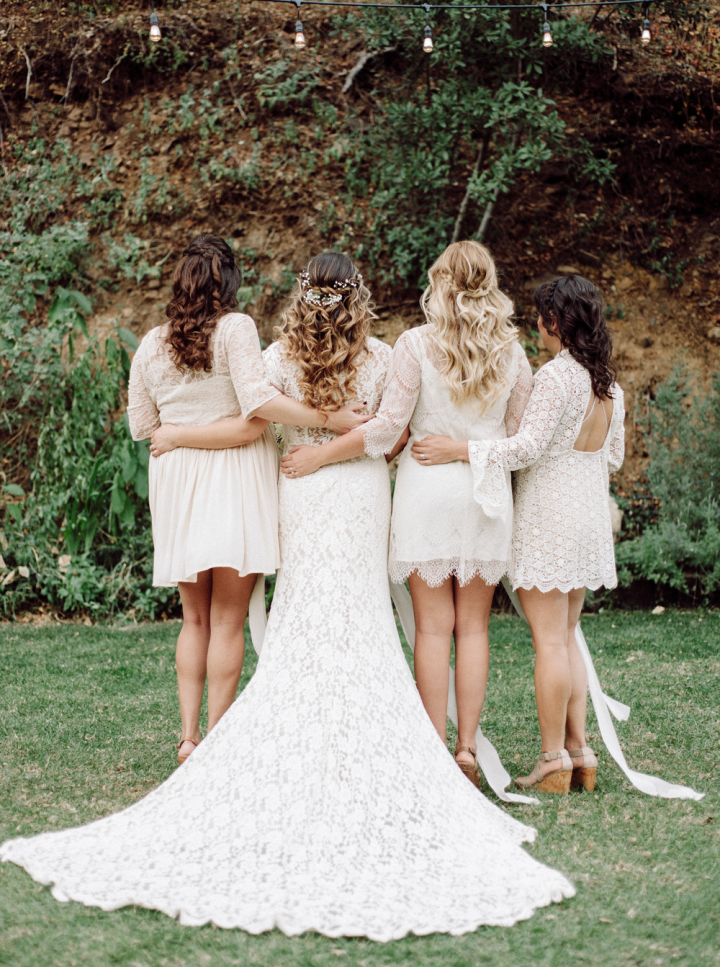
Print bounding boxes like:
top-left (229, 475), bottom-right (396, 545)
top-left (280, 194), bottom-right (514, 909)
top-left (242, 0), bottom-right (657, 51)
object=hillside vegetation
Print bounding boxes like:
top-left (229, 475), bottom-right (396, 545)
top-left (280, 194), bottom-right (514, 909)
top-left (1, 0), bottom-right (719, 617)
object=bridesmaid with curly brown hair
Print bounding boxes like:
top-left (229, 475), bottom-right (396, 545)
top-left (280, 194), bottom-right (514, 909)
top-left (127, 236), bottom-right (368, 763)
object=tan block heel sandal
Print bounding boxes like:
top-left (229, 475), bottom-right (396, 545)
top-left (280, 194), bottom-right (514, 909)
top-left (176, 737), bottom-right (200, 765)
top-left (455, 745), bottom-right (483, 790)
top-left (514, 749), bottom-right (573, 795)
top-left (569, 746), bottom-right (598, 791)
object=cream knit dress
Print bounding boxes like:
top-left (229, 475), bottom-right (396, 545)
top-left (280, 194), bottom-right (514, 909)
top-left (127, 313), bottom-right (281, 585)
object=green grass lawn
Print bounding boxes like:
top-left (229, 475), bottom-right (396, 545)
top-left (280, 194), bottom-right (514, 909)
top-left (0, 610), bottom-right (718, 967)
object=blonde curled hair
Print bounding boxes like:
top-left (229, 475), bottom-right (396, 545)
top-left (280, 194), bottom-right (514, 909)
top-left (422, 240), bottom-right (517, 410)
top-left (276, 252), bottom-right (376, 410)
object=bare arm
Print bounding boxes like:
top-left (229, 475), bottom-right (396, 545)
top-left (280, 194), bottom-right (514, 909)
top-left (150, 415), bottom-right (270, 456)
top-left (253, 395), bottom-right (370, 434)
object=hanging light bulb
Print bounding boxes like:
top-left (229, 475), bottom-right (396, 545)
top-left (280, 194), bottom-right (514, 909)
top-left (423, 24), bottom-right (433, 54)
top-left (641, 4), bottom-right (651, 46)
top-left (542, 19), bottom-right (553, 47)
top-left (294, 19), bottom-right (306, 49)
top-left (149, 12), bottom-right (162, 43)
top-left (149, 3), bottom-right (161, 43)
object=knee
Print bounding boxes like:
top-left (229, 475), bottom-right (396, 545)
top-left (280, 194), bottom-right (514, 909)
top-left (415, 613), bottom-right (455, 641)
top-left (532, 633), bottom-right (568, 657)
top-left (183, 609), bottom-right (210, 630)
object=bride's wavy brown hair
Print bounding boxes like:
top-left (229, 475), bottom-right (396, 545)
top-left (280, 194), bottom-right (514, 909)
top-left (275, 252), bottom-right (376, 410)
top-left (165, 234), bottom-right (241, 371)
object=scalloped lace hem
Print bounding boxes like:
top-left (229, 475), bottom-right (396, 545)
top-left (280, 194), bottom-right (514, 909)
top-left (0, 852), bottom-right (575, 941)
top-left (389, 558), bottom-right (508, 588)
top-left (511, 573), bottom-right (618, 593)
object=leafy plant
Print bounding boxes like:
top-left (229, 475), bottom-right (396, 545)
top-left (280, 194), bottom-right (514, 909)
top-left (616, 367), bottom-right (720, 599)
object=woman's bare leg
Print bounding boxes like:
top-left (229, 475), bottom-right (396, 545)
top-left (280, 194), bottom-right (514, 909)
top-left (408, 573), bottom-right (455, 743)
top-left (565, 587), bottom-right (589, 751)
top-left (517, 586), bottom-right (572, 778)
top-left (177, 572), bottom-right (212, 756)
top-left (206, 568), bottom-right (257, 732)
top-left (453, 576), bottom-right (494, 765)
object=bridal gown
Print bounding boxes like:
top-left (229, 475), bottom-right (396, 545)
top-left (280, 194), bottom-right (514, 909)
top-left (1, 338), bottom-right (575, 940)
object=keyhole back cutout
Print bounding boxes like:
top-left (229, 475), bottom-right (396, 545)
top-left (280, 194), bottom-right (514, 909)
top-left (573, 394), bottom-right (613, 453)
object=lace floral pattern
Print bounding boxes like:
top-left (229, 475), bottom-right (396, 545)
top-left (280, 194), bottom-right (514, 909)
top-left (389, 557), bottom-right (509, 589)
top-left (469, 350), bottom-right (625, 592)
top-left (127, 313), bottom-right (280, 440)
top-left (364, 328), bottom-right (533, 588)
top-left (0, 338), bottom-right (576, 939)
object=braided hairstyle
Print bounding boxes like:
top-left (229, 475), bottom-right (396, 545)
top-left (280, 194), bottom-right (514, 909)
top-left (165, 235), bottom-right (242, 372)
top-left (533, 275), bottom-right (617, 399)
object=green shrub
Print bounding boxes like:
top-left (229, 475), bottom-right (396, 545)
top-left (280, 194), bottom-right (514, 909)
top-left (616, 367), bottom-right (720, 599)
top-left (0, 319), bottom-right (174, 619)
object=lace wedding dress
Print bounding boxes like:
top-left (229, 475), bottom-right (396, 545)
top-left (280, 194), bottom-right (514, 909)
top-left (127, 314), bottom-right (281, 585)
top-left (363, 327), bottom-right (533, 587)
top-left (1, 338), bottom-right (576, 939)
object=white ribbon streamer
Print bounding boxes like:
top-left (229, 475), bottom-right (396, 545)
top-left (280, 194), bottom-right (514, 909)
top-left (389, 580), bottom-right (539, 805)
top-left (248, 573), bottom-right (268, 656)
top-left (499, 578), bottom-right (704, 801)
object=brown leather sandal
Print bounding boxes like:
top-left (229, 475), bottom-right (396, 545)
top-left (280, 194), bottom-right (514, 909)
top-left (569, 746), bottom-right (598, 791)
top-left (455, 745), bottom-right (483, 790)
top-left (176, 737), bottom-right (200, 765)
top-left (514, 749), bottom-right (573, 794)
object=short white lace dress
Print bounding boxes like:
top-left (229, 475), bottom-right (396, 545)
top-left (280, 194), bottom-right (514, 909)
top-left (363, 326), bottom-right (533, 587)
top-left (1, 336), bottom-right (575, 940)
top-left (469, 349), bottom-right (625, 592)
top-left (127, 313), bottom-right (281, 585)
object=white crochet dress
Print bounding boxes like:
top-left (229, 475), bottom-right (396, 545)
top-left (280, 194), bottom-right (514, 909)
top-left (127, 313), bottom-right (281, 585)
top-left (0, 337), bottom-right (576, 940)
top-left (363, 326), bottom-right (533, 587)
top-left (469, 349), bottom-right (625, 592)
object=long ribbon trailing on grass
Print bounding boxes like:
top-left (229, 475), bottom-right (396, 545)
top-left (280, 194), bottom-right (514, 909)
top-left (389, 579), bottom-right (539, 805)
top-left (248, 574), bottom-right (268, 655)
top-left (499, 578), bottom-right (705, 801)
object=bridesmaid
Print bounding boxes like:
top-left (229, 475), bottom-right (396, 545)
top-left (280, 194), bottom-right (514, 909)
top-left (282, 241), bottom-right (533, 789)
top-left (425, 275), bottom-right (624, 793)
top-left (128, 235), bottom-right (368, 764)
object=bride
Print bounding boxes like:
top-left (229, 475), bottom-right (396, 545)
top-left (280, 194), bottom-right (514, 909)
top-left (1, 252), bottom-right (574, 939)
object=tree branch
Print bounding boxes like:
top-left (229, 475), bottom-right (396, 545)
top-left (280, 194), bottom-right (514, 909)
top-left (19, 46), bottom-right (32, 101)
top-left (475, 126), bottom-right (521, 242)
top-left (451, 129), bottom-right (491, 245)
top-left (342, 47), bottom-right (397, 95)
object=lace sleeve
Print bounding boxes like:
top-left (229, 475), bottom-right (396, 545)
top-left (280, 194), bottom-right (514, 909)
top-left (468, 365), bottom-right (568, 517)
top-left (608, 385), bottom-right (625, 473)
top-left (225, 315), bottom-right (281, 419)
top-left (363, 330), bottom-right (422, 459)
top-left (127, 341), bottom-right (160, 441)
top-left (504, 344), bottom-right (534, 437)
top-left (261, 341), bottom-right (284, 392)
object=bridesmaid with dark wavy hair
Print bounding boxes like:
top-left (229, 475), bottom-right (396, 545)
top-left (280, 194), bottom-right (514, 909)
top-left (127, 235), bottom-right (368, 764)
top-left (462, 275), bottom-right (625, 793)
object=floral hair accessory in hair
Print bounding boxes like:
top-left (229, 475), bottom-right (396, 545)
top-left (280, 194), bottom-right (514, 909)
top-left (300, 269), bottom-right (363, 308)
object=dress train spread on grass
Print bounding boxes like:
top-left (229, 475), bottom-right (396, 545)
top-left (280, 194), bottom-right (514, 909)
top-left (0, 340), bottom-right (575, 941)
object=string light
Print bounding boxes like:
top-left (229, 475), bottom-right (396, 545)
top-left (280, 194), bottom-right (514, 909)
top-left (264, 1), bottom-right (657, 52)
top-left (541, 4), bottom-right (553, 47)
top-left (149, 1), bottom-right (161, 43)
top-left (641, 2), bottom-right (651, 44)
top-left (423, 3), bottom-right (433, 51)
top-left (293, 0), bottom-right (307, 48)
